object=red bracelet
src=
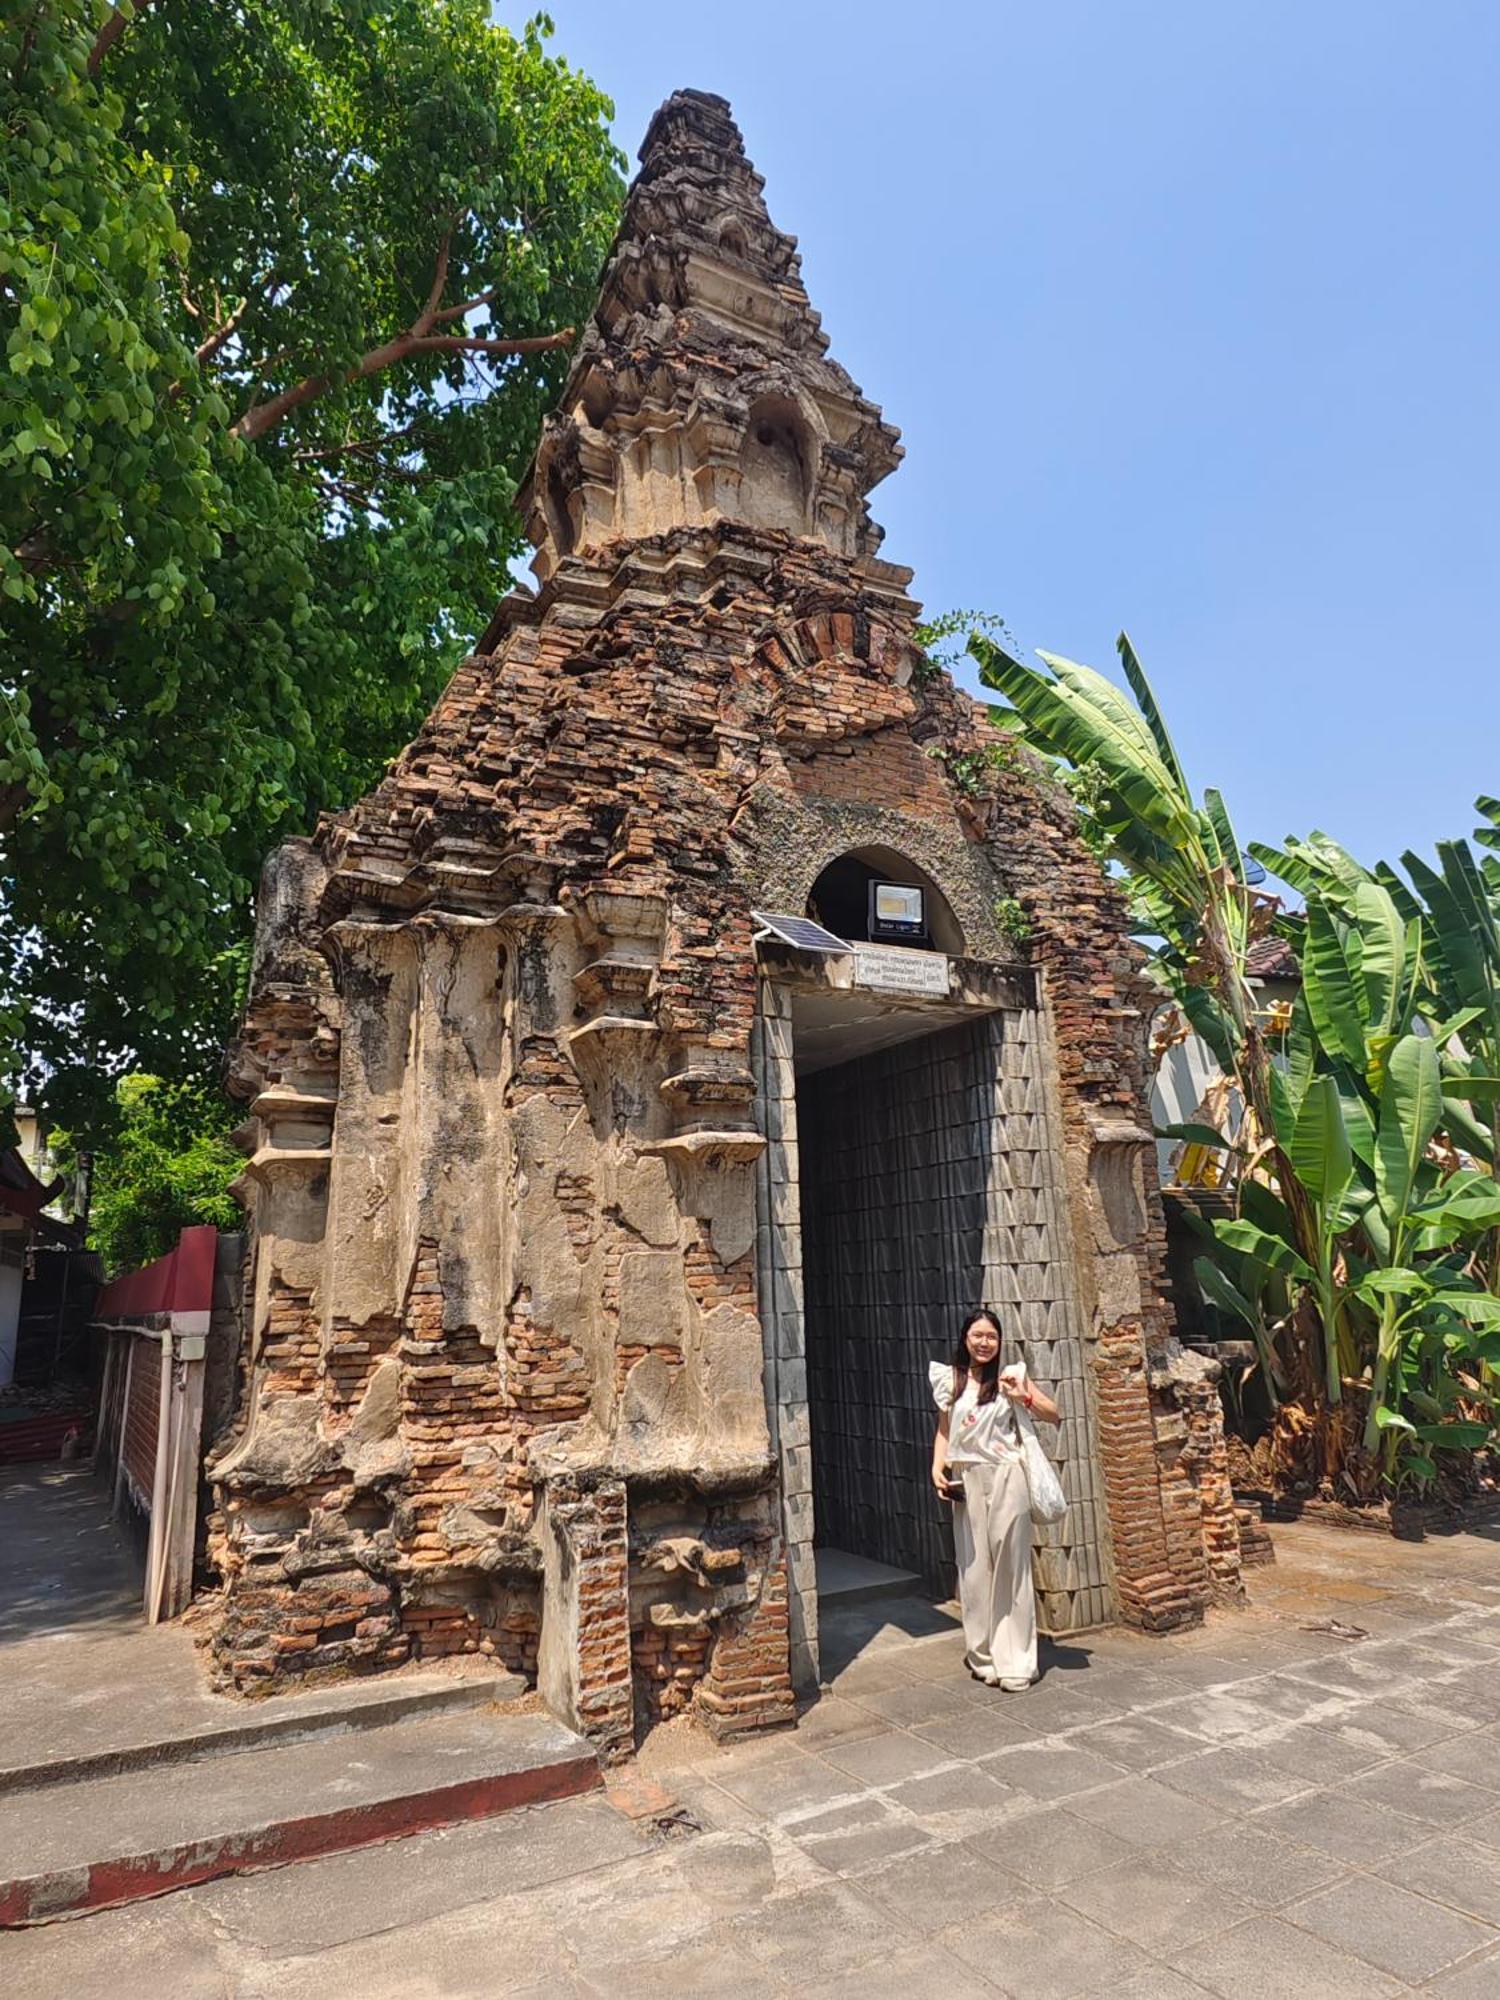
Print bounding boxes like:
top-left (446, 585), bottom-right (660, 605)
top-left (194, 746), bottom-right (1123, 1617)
top-left (1022, 1385), bottom-right (1035, 1408)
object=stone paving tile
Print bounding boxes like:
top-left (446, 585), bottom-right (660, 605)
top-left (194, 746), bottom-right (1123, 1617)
top-left (1365, 1638), bottom-right (1483, 1680)
top-left (819, 1655), bottom-right (922, 1698)
top-left (557, 1835), bottom-right (792, 1963)
top-left (1424, 1942), bottom-right (1500, 1997)
top-left (246, 1895), bottom-right (579, 2000)
top-left (1237, 1673), bottom-right (1345, 1724)
top-left (1434, 1665), bottom-right (1500, 1718)
top-left (575, 1933), bottom-right (780, 1999)
top-left (1135, 1653), bottom-right (1259, 1691)
top-left (1058, 1850), bottom-right (1255, 1955)
top-left (817, 1729), bottom-right (954, 1789)
top-left (1435, 1628), bottom-right (1500, 1661)
top-left (802, 1938), bottom-right (1005, 2000)
top-left (1257, 1787), bottom-right (1434, 1866)
top-left (1286, 1871), bottom-right (1500, 1984)
top-left (909, 1705), bottom-right (1040, 1758)
top-left (1069, 1663), bottom-right (1198, 1711)
top-left (1378, 1834), bottom-right (1500, 1926)
top-left (729, 1879), bottom-right (893, 1983)
top-left (976, 1804), bottom-right (1135, 1890)
top-left (1458, 1805), bottom-right (1500, 1850)
top-left (939, 1893), bottom-right (1157, 1998)
top-left (991, 1681), bottom-right (1126, 1735)
top-left (1248, 1720), bottom-right (1392, 1785)
top-left (788, 1693), bottom-right (891, 1750)
top-left (884, 1760), bottom-right (1029, 1831)
top-left (1066, 1716), bottom-right (1207, 1772)
top-left (0, 1897), bottom-right (233, 2000)
top-left (1062, 1773), bottom-right (1226, 1849)
top-left (895, 1634), bottom-right (971, 1680)
top-left (1109, 1970), bottom-right (1223, 2000)
top-left (1418, 1725), bottom-right (1500, 1785)
top-left (1148, 1689), bottom-right (1280, 1743)
top-left (980, 1741), bottom-right (1131, 1800)
top-left (851, 1678), bottom-right (975, 1727)
top-left (858, 1835), bottom-right (1028, 1934)
top-left (1310, 1694), bottom-right (1484, 1758)
top-left (710, 1747), bottom-right (858, 1819)
top-left (1283, 1649), bottom-right (1422, 1697)
top-left (664, 1770), bottom-right (765, 1832)
top-left (192, 1798), bottom-right (646, 1955)
top-left (785, 1810), bottom-right (935, 1876)
top-left (1170, 1912), bottom-right (1406, 1999)
top-left (1156, 1819), bottom-right (1349, 1909)
top-left (1155, 1745), bottom-right (1317, 1813)
top-left (1336, 1757), bottom-right (1500, 1830)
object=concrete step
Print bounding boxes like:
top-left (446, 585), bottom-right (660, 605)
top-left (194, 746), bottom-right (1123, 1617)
top-left (0, 1665), bottom-right (526, 1796)
top-left (0, 1708), bottom-right (599, 1926)
top-left (815, 1546), bottom-right (922, 1606)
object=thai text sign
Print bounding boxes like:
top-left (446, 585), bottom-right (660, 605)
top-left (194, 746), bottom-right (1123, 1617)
top-left (852, 946), bottom-right (951, 997)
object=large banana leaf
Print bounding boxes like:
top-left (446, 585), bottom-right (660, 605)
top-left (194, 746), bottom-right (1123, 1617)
top-left (1249, 839), bottom-right (1330, 902)
top-left (1302, 902), bottom-right (1368, 1071)
top-left (1289, 1075), bottom-right (1353, 1211)
top-left (1193, 1255), bottom-right (1288, 1398)
top-left (973, 639), bottom-right (1204, 859)
top-left (1214, 1218), bottom-right (1314, 1283)
top-left (1201, 788), bottom-right (1243, 884)
top-left (1117, 631), bottom-right (1191, 796)
top-left (1351, 880), bottom-right (1406, 1042)
top-left (1439, 839), bottom-right (1500, 964)
top-left (1240, 1176), bottom-right (1306, 1252)
top-left (1375, 1033), bottom-right (1443, 1226)
top-left (1402, 849), bottom-right (1494, 1017)
top-left (1250, 832), bottom-right (1370, 905)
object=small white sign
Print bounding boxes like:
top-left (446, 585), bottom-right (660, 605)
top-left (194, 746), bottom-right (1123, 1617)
top-left (852, 946), bottom-right (951, 997)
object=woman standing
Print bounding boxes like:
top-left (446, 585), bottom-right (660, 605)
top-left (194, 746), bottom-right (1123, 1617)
top-left (930, 1307), bottom-right (1060, 1691)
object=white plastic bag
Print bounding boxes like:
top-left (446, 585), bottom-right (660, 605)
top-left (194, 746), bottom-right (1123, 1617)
top-left (1015, 1401), bottom-right (1067, 1526)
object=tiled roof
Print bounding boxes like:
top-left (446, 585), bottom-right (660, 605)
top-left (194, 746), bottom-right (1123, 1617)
top-left (1246, 933), bottom-right (1301, 981)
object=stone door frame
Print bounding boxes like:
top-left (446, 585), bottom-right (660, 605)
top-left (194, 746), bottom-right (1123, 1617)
top-left (751, 943), bottom-right (1117, 1693)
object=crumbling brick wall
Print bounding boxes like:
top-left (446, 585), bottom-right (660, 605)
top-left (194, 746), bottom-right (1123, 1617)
top-left (208, 88), bottom-right (1240, 1739)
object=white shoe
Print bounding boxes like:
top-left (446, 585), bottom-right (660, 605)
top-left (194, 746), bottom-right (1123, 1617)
top-left (998, 1677), bottom-right (1032, 1693)
top-left (964, 1653), bottom-right (998, 1685)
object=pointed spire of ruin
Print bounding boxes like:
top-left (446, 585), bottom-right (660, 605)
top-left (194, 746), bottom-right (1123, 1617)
top-left (521, 90), bottom-right (903, 582)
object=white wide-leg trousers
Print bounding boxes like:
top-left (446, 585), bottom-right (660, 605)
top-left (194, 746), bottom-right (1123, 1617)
top-left (953, 1457), bottom-right (1037, 1682)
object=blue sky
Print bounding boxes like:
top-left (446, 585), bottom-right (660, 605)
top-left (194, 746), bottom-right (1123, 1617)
top-left (530, 2), bottom-right (1499, 872)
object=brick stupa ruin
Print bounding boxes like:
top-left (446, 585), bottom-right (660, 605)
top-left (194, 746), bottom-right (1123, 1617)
top-left (211, 91), bottom-right (1246, 1753)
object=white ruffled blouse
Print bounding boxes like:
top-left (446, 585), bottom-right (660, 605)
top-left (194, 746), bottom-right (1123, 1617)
top-left (929, 1361), bottom-right (1024, 1465)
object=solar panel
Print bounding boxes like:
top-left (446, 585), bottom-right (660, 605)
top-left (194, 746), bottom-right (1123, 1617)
top-left (752, 910), bottom-right (850, 953)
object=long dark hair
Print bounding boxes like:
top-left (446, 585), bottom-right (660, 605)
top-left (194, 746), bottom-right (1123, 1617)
top-left (952, 1306), bottom-right (1003, 1407)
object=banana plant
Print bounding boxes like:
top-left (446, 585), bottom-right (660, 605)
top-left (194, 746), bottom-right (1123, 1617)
top-left (1360, 1037), bottom-right (1500, 1451)
top-left (972, 632), bottom-right (1321, 1269)
top-left (971, 632), bottom-right (1261, 1067)
top-left (1255, 814), bottom-right (1500, 1290)
top-left (970, 623), bottom-right (1500, 1484)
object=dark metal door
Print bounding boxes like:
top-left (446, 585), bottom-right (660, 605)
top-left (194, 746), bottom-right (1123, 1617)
top-left (798, 1016), bottom-right (1000, 1595)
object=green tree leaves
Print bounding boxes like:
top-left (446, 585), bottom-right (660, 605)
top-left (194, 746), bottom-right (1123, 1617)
top-left (2, 2), bottom-right (623, 1130)
top-left (52, 1072), bottom-right (242, 1275)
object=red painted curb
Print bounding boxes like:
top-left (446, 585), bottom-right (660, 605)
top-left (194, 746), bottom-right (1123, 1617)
top-left (0, 1751), bottom-right (600, 1926)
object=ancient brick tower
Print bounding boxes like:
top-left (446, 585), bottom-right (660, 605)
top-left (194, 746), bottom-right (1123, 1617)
top-left (213, 91), bottom-right (1245, 1752)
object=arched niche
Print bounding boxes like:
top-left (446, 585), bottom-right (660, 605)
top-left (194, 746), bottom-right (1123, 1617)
top-left (806, 846), bottom-right (966, 955)
top-left (738, 393), bottom-right (811, 535)
top-left (543, 457), bottom-right (577, 559)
